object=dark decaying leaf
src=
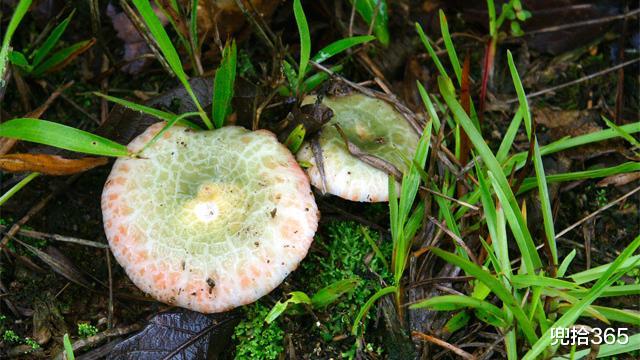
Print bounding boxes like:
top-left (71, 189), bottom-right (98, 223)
top-left (108, 309), bottom-right (240, 360)
top-left (0, 153), bottom-right (108, 175)
top-left (97, 77), bottom-right (213, 145)
top-left (15, 241), bottom-right (92, 289)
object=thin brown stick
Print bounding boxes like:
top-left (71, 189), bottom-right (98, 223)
top-left (556, 185), bottom-right (640, 239)
top-left (428, 217), bottom-right (479, 265)
top-left (505, 58), bottom-right (640, 103)
top-left (412, 331), bottom-right (477, 360)
top-left (524, 8), bottom-right (640, 36)
top-left (0, 224), bottom-right (108, 248)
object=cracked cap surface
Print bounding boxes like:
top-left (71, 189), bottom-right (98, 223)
top-left (102, 123), bottom-right (319, 313)
top-left (297, 94), bottom-right (420, 202)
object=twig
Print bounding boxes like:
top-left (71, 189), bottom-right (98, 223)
top-left (556, 185), bottom-right (640, 239)
top-left (428, 217), bottom-right (479, 265)
top-left (54, 324), bottom-right (143, 360)
top-left (0, 224), bottom-right (108, 248)
top-left (0, 175), bottom-right (80, 249)
top-left (419, 186), bottom-right (479, 210)
top-left (524, 9), bottom-right (640, 36)
top-left (412, 331), bottom-right (477, 360)
top-left (505, 58), bottom-right (640, 103)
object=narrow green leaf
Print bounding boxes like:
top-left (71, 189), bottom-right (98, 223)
top-left (518, 162), bottom-right (640, 194)
top-left (438, 75), bottom-right (542, 271)
top-left (302, 64), bottom-right (342, 93)
top-left (439, 10), bottom-right (461, 83)
top-left (523, 234), bottom-right (640, 360)
top-left (0, 172), bottom-right (39, 207)
top-left (415, 23), bottom-right (447, 79)
top-left (602, 115), bottom-right (640, 148)
top-left (311, 278), bottom-right (360, 309)
top-left (63, 333), bottom-right (75, 360)
top-left (350, 0), bottom-right (389, 46)
top-left (32, 39), bottom-right (93, 76)
top-left (510, 274), bottom-right (581, 290)
top-left (569, 255), bottom-right (640, 285)
top-left (443, 311), bottom-right (470, 334)
top-left (0, 119), bottom-right (130, 157)
top-left (496, 107), bottom-right (523, 163)
top-left (131, 0), bottom-right (212, 129)
top-left (9, 50), bottom-right (30, 71)
top-left (31, 10), bottom-right (75, 67)
top-left (265, 291), bottom-right (312, 324)
top-left (351, 285), bottom-right (396, 335)
top-left (283, 124), bottom-right (306, 154)
top-left (410, 294), bottom-right (508, 327)
top-left (311, 35), bottom-right (375, 64)
top-left (507, 51), bottom-right (557, 266)
top-left (293, 0), bottom-right (311, 87)
top-left (557, 249), bottom-right (576, 277)
top-left (416, 81), bottom-right (441, 132)
top-left (0, 0), bottom-right (32, 83)
top-left (94, 92), bottom-right (175, 121)
top-left (430, 247), bottom-right (539, 345)
top-left (212, 40), bottom-right (237, 128)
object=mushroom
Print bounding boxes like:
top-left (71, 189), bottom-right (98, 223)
top-left (296, 93), bottom-right (420, 202)
top-left (102, 123), bottom-right (319, 313)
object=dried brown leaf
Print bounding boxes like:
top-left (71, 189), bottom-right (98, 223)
top-left (0, 154), bottom-right (108, 175)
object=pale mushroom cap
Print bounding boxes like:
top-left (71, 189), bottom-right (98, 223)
top-left (102, 123), bottom-right (319, 313)
top-left (297, 94), bottom-right (420, 202)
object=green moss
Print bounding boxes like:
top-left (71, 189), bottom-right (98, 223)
top-left (233, 302), bottom-right (284, 360)
top-left (300, 220), bottom-right (391, 338)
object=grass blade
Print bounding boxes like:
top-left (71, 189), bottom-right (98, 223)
top-left (438, 75), bottom-right (542, 272)
top-left (0, 172), bottom-right (39, 207)
top-left (557, 249), bottom-right (576, 277)
top-left (417, 81), bottom-right (441, 132)
top-left (212, 40), bottom-right (237, 128)
top-left (31, 10), bottom-right (75, 67)
top-left (293, 0), bottom-right (311, 88)
top-left (311, 278), bottom-right (360, 309)
top-left (311, 35), bottom-right (375, 64)
top-left (93, 92), bottom-right (175, 121)
top-left (0, 118), bottom-right (130, 157)
top-left (430, 247), bottom-right (539, 345)
top-left (350, 0), bottom-right (390, 46)
top-left (0, 0), bottom-right (32, 83)
top-left (415, 23), bottom-right (447, 79)
top-left (32, 39), bottom-right (95, 76)
top-left (507, 51), bottom-right (557, 266)
top-left (569, 255), bottom-right (640, 285)
top-left (517, 162), bottom-right (640, 194)
top-left (63, 333), bottom-right (75, 360)
top-left (351, 285), bottom-right (396, 335)
top-left (523, 234), bottom-right (640, 359)
top-left (410, 294), bottom-right (508, 327)
top-left (439, 10), bottom-right (461, 84)
top-left (131, 0), bottom-right (212, 129)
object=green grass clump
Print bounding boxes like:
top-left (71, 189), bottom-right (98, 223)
top-left (233, 302), bottom-right (284, 360)
top-left (301, 220), bottom-right (391, 338)
top-left (77, 322), bottom-right (98, 338)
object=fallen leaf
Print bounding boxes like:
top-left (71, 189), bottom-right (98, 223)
top-left (109, 309), bottom-right (240, 360)
top-left (597, 172), bottom-right (640, 187)
top-left (15, 241), bottom-right (93, 289)
top-left (0, 153), bottom-right (108, 175)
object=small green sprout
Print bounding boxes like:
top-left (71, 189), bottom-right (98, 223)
top-left (3, 330), bottom-right (20, 343)
top-left (24, 337), bottom-right (40, 350)
top-left (77, 322), bottom-right (98, 338)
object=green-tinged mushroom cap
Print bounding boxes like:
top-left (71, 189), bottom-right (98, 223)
top-left (102, 123), bottom-right (319, 313)
top-left (297, 93), bottom-right (420, 202)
